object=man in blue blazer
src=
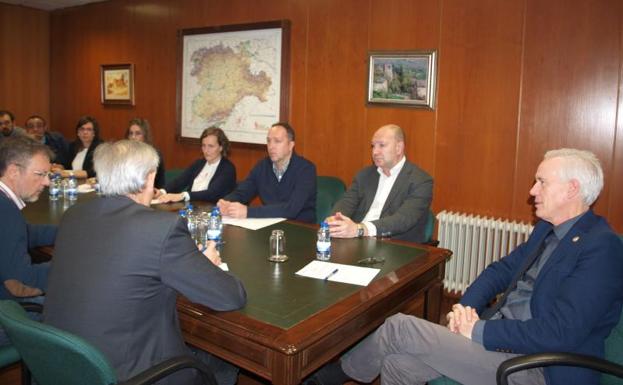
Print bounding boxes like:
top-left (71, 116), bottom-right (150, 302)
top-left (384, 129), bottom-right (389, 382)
top-left (308, 148), bottom-right (623, 385)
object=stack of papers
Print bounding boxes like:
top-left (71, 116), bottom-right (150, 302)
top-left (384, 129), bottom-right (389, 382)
top-left (222, 217), bottom-right (286, 230)
top-left (296, 260), bottom-right (380, 286)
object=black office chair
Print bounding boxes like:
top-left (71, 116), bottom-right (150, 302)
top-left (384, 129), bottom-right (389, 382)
top-left (496, 352), bottom-right (623, 385)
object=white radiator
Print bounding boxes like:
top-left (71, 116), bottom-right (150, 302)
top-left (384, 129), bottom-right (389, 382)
top-left (437, 211), bottom-right (533, 294)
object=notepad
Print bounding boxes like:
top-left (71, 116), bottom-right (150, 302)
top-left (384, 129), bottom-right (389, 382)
top-left (296, 260), bottom-right (380, 286)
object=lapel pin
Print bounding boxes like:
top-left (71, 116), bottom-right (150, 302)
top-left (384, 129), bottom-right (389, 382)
top-left (572, 236), bottom-right (580, 242)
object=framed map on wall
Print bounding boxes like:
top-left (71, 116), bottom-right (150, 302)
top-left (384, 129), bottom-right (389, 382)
top-left (177, 20), bottom-right (290, 145)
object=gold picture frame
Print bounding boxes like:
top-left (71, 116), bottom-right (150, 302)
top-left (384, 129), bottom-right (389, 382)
top-left (101, 63), bottom-right (134, 105)
top-left (367, 50), bottom-right (437, 109)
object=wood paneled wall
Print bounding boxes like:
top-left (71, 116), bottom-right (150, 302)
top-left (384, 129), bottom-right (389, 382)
top-left (0, 3), bottom-right (49, 124)
top-left (13, 0), bottom-right (623, 230)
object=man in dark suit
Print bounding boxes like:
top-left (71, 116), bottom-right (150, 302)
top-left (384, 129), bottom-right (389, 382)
top-left (44, 140), bottom-right (247, 385)
top-left (309, 149), bottom-right (623, 385)
top-left (0, 136), bottom-right (55, 345)
top-left (0, 110), bottom-right (26, 141)
top-left (327, 124), bottom-right (433, 243)
top-left (24, 115), bottom-right (69, 167)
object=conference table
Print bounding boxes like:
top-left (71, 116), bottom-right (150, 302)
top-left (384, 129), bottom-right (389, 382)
top-left (23, 193), bottom-right (451, 385)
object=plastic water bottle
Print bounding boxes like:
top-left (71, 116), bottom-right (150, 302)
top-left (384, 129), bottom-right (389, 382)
top-left (316, 221), bottom-right (331, 261)
top-left (66, 175), bottom-right (78, 201)
top-left (185, 203), bottom-right (194, 215)
top-left (48, 173), bottom-right (61, 201)
top-left (207, 207), bottom-right (222, 242)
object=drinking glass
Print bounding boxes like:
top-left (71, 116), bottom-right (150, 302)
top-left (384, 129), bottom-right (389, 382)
top-left (268, 229), bottom-right (288, 262)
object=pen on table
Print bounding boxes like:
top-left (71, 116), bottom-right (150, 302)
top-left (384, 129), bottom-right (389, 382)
top-left (323, 268), bottom-right (339, 281)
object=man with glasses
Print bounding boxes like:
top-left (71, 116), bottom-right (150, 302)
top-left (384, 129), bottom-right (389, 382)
top-left (25, 115), bottom-right (69, 167)
top-left (0, 135), bottom-right (56, 345)
top-left (0, 110), bottom-right (26, 141)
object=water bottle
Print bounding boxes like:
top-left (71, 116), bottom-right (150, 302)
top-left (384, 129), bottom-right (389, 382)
top-left (66, 175), bottom-right (78, 201)
top-left (48, 173), bottom-right (61, 201)
top-left (207, 207), bottom-right (222, 242)
top-left (185, 203), bottom-right (194, 216)
top-left (316, 221), bottom-right (331, 261)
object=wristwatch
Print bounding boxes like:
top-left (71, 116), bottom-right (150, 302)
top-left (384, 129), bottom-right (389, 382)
top-left (356, 223), bottom-right (365, 238)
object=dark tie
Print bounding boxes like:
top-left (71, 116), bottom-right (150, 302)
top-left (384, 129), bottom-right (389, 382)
top-left (480, 229), bottom-right (553, 320)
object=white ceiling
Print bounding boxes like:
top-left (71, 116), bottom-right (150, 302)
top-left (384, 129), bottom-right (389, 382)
top-left (1, 0), bottom-right (107, 11)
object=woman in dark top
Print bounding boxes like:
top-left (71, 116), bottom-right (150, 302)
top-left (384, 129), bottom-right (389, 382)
top-left (156, 127), bottom-right (236, 203)
top-left (125, 118), bottom-right (166, 189)
top-left (64, 116), bottom-right (102, 178)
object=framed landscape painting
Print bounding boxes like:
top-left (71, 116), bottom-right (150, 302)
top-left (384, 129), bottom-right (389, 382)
top-left (101, 64), bottom-right (134, 105)
top-left (367, 51), bottom-right (437, 109)
top-left (177, 20), bottom-right (290, 145)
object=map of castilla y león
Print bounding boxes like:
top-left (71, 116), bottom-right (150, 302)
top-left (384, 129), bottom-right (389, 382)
top-left (181, 27), bottom-right (283, 144)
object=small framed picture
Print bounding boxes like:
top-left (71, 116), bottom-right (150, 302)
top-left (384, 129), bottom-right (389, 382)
top-left (367, 50), bottom-right (437, 109)
top-left (100, 64), bottom-right (134, 105)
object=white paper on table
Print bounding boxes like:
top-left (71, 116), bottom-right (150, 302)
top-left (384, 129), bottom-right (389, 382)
top-left (77, 184), bottom-right (95, 193)
top-left (295, 260), bottom-right (380, 286)
top-left (219, 263), bottom-right (229, 271)
top-left (222, 217), bottom-right (286, 230)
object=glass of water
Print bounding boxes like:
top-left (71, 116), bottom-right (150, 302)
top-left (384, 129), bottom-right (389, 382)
top-left (268, 229), bottom-right (288, 262)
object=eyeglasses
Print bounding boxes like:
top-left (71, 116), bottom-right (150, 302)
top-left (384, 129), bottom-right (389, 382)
top-left (32, 170), bottom-right (52, 179)
top-left (15, 164), bottom-right (51, 179)
top-left (26, 123), bottom-right (45, 129)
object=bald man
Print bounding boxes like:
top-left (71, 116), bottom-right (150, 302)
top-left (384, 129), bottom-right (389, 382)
top-left (327, 124), bottom-right (433, 243)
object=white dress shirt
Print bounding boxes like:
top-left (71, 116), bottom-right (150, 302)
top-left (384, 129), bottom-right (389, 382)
top-left (0, 180), bottom-right (25, 209)
top-left (177, 158), bottom-right (221, 201)
top-left (361, 156), bottom-right (406, 237)
top-left (71, 148), bottom-right (87, 171)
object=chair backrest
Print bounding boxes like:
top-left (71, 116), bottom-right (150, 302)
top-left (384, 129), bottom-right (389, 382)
top-left (0, 300), bottom-right (117, 385)
top-left (424, 209), bottom-right (435, 244)
top-left (0, 344), bottom-right (20, 367)
top-left (603, 308), bottom-right (623, 385)
top-left (603, 234), bottom-right (623, 384)
top-left (164, 168), bottom-right (184, 184)
top-left (316, 176), bottom-right (346, 224)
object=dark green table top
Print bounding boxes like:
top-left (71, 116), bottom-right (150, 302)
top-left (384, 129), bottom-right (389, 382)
top-left (23, 193), bottom-right (430, 330)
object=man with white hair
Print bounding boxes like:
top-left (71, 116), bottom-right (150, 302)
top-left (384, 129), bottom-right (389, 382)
top-left (44, 140), bottom-right (247, 385)
top-left (308, 148), bottom-right (623, 385)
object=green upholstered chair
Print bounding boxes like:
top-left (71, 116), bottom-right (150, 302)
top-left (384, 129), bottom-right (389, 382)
top-left (316, 176), bottom-right (346, 224)
top-left (0, 302), bottom-right (40, 385)
top-left (431, 313), bottom-right (623, 385)
top-left (497, 308), bottom-right (623, 385)
top-left (164, 168), bottom-right (184, 185)
top-left (0, 345), bottom-right (31, 385)
top-left (424, 209), bottom-right (437, 245)
top-left (428, 376), bottom-right (462, 385)
top-left (0, 300), bottom-right (217, 385)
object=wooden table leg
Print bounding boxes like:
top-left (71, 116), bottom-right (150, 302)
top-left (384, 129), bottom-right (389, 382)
top-left (270, 350), bottom-right (302, 385)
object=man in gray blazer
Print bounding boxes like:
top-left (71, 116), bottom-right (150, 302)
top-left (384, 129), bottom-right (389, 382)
top-left (44, 140), bottom-right (247, 385)
top-left (328, 124), bottom-right (433, 243)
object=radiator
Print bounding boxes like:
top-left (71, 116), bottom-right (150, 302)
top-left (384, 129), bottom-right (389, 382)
top-left (437, 211), bottom-right (534, 294)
